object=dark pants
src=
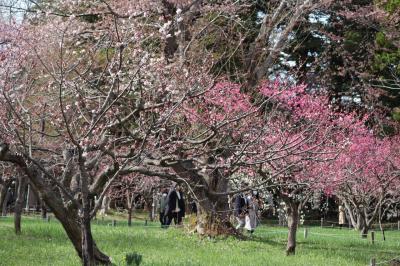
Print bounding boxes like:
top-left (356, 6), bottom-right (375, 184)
top-left (165, 212), bottom-right (182, 226)
top-left (159, 212), bottom-right (166, 226)
top-left (173, 212), bottom-right (183, 225)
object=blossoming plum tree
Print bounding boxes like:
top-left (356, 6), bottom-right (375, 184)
top-left (324, 131), bottom-right (400, 238)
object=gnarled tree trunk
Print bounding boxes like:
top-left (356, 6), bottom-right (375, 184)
top-left (343, 201), bottom-right (370, 238)
top-left (196, 193), bottom-right (233, 235)
top-left (1, 150), bottom-right (111, 265)
top-left (285, 201), bottom-right (300, 256)
top-left (356, 215), bottom-right (369, 238)
top-left (194, 174), bottom-right (236, 235)
top-left (55, 205), bottom-right (109, 265)
top-left (80, 163), bottom-right (96, 266)
top-left (171, 162), bottom-right (235, 235)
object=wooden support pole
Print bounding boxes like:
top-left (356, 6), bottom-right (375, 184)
top-left (320, 218), bottom-right (323, 228)
top-left (145, 219), bottom-right (148, 226)
top-left (398, 220), bottom-right (400, 231)
top-left (112, 219), bottom-right (116, 227)
top-left (304, 228), bottom-right (308, 239)
top-left (371, 231), bottom-right (375, 244)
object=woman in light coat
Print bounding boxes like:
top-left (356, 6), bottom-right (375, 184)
top-left (245, 192), bottom-right (258, 233)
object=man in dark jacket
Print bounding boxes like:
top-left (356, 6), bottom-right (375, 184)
top-left (234, 183), bottom-right (249, 230)
top-left (164, 184), bottom-right (185, 226)
top-left (234, 192), bottom-right (247, 230)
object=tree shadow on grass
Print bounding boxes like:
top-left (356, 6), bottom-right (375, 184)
top-left (297, 240), bottom-right (399, 265)
top-left (302, 241), bottom-right (399, 255)
top-left (244, 231), bottom-right (400, 265)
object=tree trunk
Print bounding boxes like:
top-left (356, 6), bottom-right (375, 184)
top-left (81, 169), bottom-right (96, 266)
top-left (81, 214), bottom-right (95, 266)
top-left (127, 193), bottom-right (135, 227)
top-left (360, 225), bottom-right (368, 238)
top-left (14, 176), bottom-right (27, 235)
top-left (1, 152), bottom-right (111, 264)
top-left (54, 206), bottom-right (110, 265)
top-left (57, 206), bottom-right (110, 265)
top-left (171, 161), bottom-right (236, 236)
top-left (355, 214), bottom-right (368, 238)
top-left (343, 201), bottom-right (369, 238)
top-left (196, 196), bottom-right (235, 235)
top-left (100, 195), bottom-right (110, 216)
top-left (1, 191), bottom-right (9, 216)
top-left (148, 206), bottom-right (153, 222)
top-left (193, 175), bottom-right (235, 236)
top-left (286, 201), bottom-right (299, 256)
top-left (0, 182), bottom-right (10, 216)
top-left (378, 208), bottom-right (385, 241)
top-left (41, 200), bottom-right (47, 219)
top-left (128, 207), bottom-right (133, 227)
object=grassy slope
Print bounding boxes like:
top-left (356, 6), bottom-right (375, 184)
top-left (0, 215), bottom-right (399, 266)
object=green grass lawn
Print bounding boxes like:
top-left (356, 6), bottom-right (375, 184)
top-left (0, 214), bottom-right (400, 266)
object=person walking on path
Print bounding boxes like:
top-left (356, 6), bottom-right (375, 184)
top-left (159, 188), bottom-right (168, 228)
top-left (338, 204), bottom-right (346, 229)
top-left (234, 184), bottom-right (249, 230)
top-left (165, 184), bottom-right (186, 227)
top-left (245, 192), bottom-right (259, 234)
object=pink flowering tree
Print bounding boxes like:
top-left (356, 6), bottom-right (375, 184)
top-left (323, 131), bottom-right (400, 237)
top-left (255, 83), bottom-right (360, 255)
top-left (131, 81), bottom-right (347, 240)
